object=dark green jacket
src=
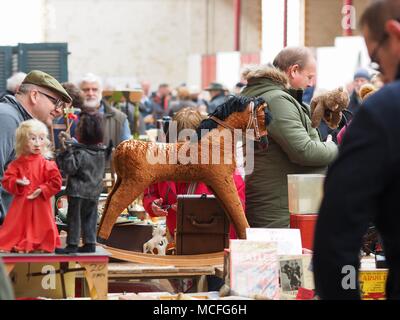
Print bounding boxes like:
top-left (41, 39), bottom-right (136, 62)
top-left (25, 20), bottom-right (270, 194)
top-left (241, 67), bottom-right (338, 228)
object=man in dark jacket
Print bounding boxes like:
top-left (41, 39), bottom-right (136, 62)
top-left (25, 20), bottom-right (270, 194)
top-left (0, 70), bottom-right (71, 224)
top-left (78, 73), bottom-right (131, 144)
top-left (313, 0), bottom-right (400, 299)
top-left (77, 73), bottom-right (132, 170)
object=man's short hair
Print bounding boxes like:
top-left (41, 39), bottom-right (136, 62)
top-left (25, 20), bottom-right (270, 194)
top-left (273, 47), bottom-right (314, 72)
top-left (17, 83), bottom-right (35, 94)
top-left (78, 73), bottom-right (103, 89)
top-left (360, 0), bottom-right (400, 42)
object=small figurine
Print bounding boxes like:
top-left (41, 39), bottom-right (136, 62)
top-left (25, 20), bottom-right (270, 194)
top-left (0, 119), bottom-right (62, 253)
top-left (143, 225), bottom-right (168, 255)
top-left (56, 112), bottom-right (111, 254)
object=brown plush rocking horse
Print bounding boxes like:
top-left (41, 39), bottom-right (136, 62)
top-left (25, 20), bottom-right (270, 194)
top-left (97, 96), bottom-right (271, 242)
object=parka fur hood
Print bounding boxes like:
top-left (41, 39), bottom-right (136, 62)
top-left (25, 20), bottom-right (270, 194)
top-left (241, 65), bottom-right (290, 89)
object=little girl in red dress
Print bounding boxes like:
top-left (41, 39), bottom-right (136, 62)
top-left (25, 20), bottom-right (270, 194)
top-left (0, 119), bottom-right (62, 253)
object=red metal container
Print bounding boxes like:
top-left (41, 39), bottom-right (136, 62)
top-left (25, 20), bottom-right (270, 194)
top-left (290, 214), bottom-right (318, 250)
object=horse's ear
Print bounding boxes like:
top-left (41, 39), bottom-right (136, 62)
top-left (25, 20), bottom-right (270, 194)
top-left (255, 102), bottom-right (267, 113)
top-left (259, 102), bottom-right (267, 111)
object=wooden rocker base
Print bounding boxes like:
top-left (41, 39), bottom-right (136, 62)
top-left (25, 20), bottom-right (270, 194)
top-left (100, 245), bottom-right (224, 267)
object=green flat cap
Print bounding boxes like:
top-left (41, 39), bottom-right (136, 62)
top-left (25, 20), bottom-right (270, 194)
top-left (22, 70), bottom-right (72, 103)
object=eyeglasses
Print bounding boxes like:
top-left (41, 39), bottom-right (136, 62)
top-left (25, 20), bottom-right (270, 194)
top-left (369, 33), bottom-right (389, 71)
top-left (36, 90), bottom-right (64, 110)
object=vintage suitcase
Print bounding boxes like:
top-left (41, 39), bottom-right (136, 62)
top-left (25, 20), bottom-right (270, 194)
top-left (176, 194), bottom-right (230, 255)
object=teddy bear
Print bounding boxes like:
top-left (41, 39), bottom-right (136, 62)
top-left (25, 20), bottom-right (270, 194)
top-left (310, 87), bottom-right (350, 129)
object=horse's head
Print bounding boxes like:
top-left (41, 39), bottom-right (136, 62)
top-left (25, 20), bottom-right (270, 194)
top-left (246, 97), bottom-right (272, 149)
top-left (200, 95), bottom-right (272, 148)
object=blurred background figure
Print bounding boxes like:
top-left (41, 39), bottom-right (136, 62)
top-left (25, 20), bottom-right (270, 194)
top-left (195, 89), bottom-right (210, 115)
top-left (204, 82), bottom-right (227, 114)
top-left (139, 80), bottom-right (155, 129)
top-left (347, 68), bottom-right (371, 116)
top-left (140, 80), bottom-right (151, 101)
top-left (150, 83), bottom-right (171, 123)
top-left (167, 86), bottom-right (197, 117)
top-left (0, 72), bottom-right (27, 99)
top-left (233, 81), bottom-right (246, 95)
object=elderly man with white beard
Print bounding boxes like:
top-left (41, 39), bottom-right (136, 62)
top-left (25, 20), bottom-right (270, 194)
top-left (53, 74), bottom-right (131, 170)
top-left (78, 73), bottom-right (131, 146)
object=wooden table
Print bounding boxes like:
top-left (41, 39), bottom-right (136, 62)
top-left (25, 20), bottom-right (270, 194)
top-left (0, 246), bottom-right (110, 300)
top-left (108, 262), bottom-right (223, 292)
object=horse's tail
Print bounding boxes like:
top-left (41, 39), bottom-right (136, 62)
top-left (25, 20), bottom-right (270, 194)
top-left (97, 173), bottom-right (122, 240)
top-left (99, 140), bottom-right (131, 225)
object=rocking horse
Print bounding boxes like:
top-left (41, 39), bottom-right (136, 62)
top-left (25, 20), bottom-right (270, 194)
top-left (97, 95), bottom-right (271, 243)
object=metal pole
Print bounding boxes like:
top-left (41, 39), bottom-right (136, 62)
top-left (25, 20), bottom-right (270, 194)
top-left (283, 0), bottom-right (288, 47)
top-left (234, 0), bottom-right (241, 51)
top-left (343, 0), bottom-right (353, 36)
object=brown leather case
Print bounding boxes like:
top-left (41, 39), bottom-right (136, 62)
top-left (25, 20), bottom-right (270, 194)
top-left (176, 194), bottom-right (229, 255)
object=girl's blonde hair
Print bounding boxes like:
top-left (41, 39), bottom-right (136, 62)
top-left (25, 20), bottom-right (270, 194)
top-left (172, 107), bottom-right (205, 134)
top-left (15, 119), bottom-right (52, 158)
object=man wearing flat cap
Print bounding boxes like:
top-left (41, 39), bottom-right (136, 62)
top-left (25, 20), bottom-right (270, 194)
top-left (204, 82), bottom-right (227, 114)
top-left (0, 70), bottom-right (71, 224)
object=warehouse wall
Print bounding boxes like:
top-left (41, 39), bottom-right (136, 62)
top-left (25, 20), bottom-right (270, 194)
top-left (44, 0), bottom-right (261, 89)
top-left (305, 0), bottom-right (369, 47)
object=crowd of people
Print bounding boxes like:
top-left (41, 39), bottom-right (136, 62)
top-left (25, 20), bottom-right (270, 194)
top-left (1, 0), bottom-right (400, 300)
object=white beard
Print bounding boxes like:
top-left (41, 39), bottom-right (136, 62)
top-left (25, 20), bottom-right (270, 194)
top-left (84, 97), bottom-right (101, 109)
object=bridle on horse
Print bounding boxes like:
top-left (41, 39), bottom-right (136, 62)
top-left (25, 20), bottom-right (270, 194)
top-left (208, 101), bottom-right (267, 142)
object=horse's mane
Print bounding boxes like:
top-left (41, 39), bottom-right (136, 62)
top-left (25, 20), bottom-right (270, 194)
top-left (196, 95), bottom-right (266, 139)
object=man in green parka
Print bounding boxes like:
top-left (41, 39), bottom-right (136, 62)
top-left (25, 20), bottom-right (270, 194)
top-left (241, 47), bottom-right (338, 228)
